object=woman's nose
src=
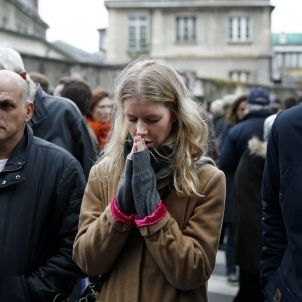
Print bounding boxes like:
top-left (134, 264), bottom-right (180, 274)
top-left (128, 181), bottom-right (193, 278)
top-left (136, 122), bottom-right (148, 136)
top-left (105, 106), bottom-right (112, 114)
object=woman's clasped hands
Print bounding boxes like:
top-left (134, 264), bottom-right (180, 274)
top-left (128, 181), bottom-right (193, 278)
top-left (117, 135), bottom-right (160, 218)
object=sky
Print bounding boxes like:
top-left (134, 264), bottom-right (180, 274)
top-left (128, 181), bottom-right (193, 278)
top-left (39, 0), bottom-right (302, 53)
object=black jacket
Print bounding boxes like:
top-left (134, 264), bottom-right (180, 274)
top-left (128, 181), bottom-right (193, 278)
top-left (234, 138), bottom-right (266, 273)
top-left (0, 125), bottom-right (86, 302)
top-left (30, 86), bottom-right (96, 179)
top-left (219, 110), bottom-right (270, 174)
top-left (261, 105), bottom-right (302, 301)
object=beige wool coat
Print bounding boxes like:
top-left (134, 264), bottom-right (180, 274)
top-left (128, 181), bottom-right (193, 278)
top-left (73, 158), bottom-right (225, 302)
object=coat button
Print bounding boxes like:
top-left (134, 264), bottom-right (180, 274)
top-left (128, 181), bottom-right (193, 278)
top-left (2, 180), bottom-right (6, 185)
top-left (15, 175), bottom-right (21, 180)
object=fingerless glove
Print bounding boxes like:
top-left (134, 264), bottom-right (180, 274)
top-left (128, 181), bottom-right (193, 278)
top-left (117, 159), bottom-right (135, 215)
top-left (132, 149), bottom-right (160, 218)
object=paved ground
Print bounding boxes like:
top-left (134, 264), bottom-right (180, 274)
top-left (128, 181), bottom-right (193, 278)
top-left (208, 250), bottom-right (238, 302)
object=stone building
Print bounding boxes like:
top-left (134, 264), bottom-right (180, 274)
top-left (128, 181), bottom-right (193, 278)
top-left (272, 33), bottom-right (302, 86)
top-left (0, 0), bottom-right (121, 90)
top-left (104, 0), bottom-right (273, 85)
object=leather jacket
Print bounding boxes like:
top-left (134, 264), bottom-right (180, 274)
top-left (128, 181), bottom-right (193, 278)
top-left (30, 86), bottom-right (96, 179)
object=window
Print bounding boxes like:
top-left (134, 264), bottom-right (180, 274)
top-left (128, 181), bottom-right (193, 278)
top-left (229, 17), bottom-right (250, 42)
top-left (274, 52), bottom-right (302, 69)
top-left (298, 53), bottom-right (302, 68)
top-left (128, 15), bottom-right (149, 52)
top-left (230, 71), bottom-right (250, 83)
top-left (283, 52), bottom-right (302, 69)
top-left (176, 16), bottom-right (196, 43)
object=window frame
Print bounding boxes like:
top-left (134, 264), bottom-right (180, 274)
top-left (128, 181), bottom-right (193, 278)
top-left (175, 16), bottom-right (197, 44)
top-left (228, 16), bottom-right (251, 43)
top-left (128, 14), bottom-right (150, 53)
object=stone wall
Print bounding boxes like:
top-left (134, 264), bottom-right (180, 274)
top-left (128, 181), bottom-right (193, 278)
top-left (22, 54), bottom-right (124, 93)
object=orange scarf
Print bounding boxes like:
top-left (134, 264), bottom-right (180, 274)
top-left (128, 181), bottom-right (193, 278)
top-left (87, 117), bottom-right (112, 148)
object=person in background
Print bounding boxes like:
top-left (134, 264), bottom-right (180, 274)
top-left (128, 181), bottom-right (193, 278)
top-left (60, 78), bottom-right (92, 117)
top-left (218, 95), bottom-right (248, 284)
top-left (232, 119), bottom-right (273, 302)
top-left (29, 72), bottom-right (50, 94)
top-left (0, 70), bottom-right (86, 301)
top-left (219, 87), bottom-right (271, 175)
top-left (59, 78), bottom-right (99, 149)
top-left (269, 97), bottom-right (283, 114)
top-left (0, 46), bottom-right (95, 179)
top-left (218, 95), bottom-right (248, 154)
top-left (261, 104), bottom-right (302, 301)
top-left (263, 95), bottom-right (298, 144)
top-left (283, 96), bottom-right (297, 110)
top-left (53, 76), bottom-right (72, 97)
top-left (86, 88), bottom-right (113, 149)
top-left (210, 98), bottom-right (227, 141)
top-left (73, 59), bottom-right (225, 302)
top-left (219, 88), bottom-right (271, 288)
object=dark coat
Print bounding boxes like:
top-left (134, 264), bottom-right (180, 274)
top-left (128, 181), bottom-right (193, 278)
top-left (261, 105), bottom-right (302, 301)
top-left (218, 122), bottom-right (235, 224)
top-left (219, 110), bottom-right (270, 174)
top-left (30, 86), bottom-right (96, 179)
top-left (234, 137), bottom-right (266, 273)
top-left (0, 125), bottom-right (86, 302)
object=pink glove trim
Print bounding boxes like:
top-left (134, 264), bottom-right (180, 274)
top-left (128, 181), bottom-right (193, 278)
top-left (110, 197), bottom-right (135, 224)
top-left (134, 201), bottom-right (167, 228)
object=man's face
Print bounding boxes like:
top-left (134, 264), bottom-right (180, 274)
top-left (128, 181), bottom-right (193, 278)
top-left (0, 71), bottom-right (33, 156)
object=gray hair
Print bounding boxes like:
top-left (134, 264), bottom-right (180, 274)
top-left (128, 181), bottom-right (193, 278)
top-left (0, 46), bottom-right (35, 100)
top-left (23, 76), bottom-right (36, 102)
top-left (0, 46), bottom-right (25, 73)
top-left (16, 74), bottom-right (36, 103)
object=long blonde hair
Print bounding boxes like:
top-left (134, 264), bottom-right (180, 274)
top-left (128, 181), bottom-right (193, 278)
top-left (102, 59), bottom-right (208, 197)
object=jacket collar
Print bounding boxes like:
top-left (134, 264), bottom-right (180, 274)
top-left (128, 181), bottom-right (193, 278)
top-left (29, 85), bottom-right (49, 126)
top-left (2, 124), bottom-right (33, 173)
top-left (242, 109), bottom-right (271, 121)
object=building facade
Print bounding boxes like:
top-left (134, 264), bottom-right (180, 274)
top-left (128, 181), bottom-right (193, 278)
top-left (0, 0), bottom-right (121, 91)
top-left (0, 0), bottom-right (47, 39)
top-left (272, 33), bottom-right (302, 86)
top-left (104, 0), bottom-right (273, 85)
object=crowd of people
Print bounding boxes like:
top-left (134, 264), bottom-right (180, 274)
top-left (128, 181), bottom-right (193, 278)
top-left (0, 45), bottom-right (301, 302)
top-left (210, 88), bottom-right (300, 302)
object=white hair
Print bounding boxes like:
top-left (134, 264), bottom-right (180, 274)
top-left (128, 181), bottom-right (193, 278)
top-left (0, 46), bottom-right (25, 73)
top-left (21, 76), bottom-right (36, 102)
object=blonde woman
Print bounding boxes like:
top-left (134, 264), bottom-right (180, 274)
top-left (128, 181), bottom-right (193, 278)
top-left (73, 59), bottom-right (225, 302)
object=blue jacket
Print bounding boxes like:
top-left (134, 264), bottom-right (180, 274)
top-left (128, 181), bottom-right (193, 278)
top-left (261, 105), bottom-right (302, 301)
top-left (0, 125), bottom-right (86, 301)
top-left (219, 110), bottom-right (270, 174)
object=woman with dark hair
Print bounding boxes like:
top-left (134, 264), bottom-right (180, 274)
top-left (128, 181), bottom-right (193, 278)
top-left (86, 88), bottom-right (113, 149)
